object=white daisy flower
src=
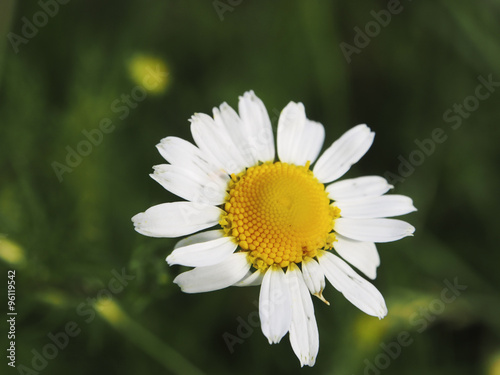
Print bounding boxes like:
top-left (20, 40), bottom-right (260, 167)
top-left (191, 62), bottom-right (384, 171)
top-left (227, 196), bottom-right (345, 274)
top-left (132, 91), bottom-right (416, 367)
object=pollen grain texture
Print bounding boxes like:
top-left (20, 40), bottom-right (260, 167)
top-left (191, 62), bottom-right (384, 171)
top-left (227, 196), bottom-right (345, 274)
top-left (220, 162), bottom-right (340, 270)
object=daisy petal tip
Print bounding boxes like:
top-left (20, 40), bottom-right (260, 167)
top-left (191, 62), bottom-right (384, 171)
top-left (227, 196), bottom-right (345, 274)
top-left (131, 212), bottom-right (143, 225)
top-left (360, 266), bottom-right (378, 281)
top-left (170, 275), bottom-right (188, 294)
top-left (355, 123), bottom-right (371, 132)
top-left (267, 335), bottom-right (282, 345)
top-left (263, 330), bottom-right (287, 346)
top-left (283, 101), bottom-right (304, 112)
top-left (297, 353), bottom-right (317, 367)
top-left (306, 356), bottom-right (317, 367)
top-left (165, 254), bottom-right (175, 265)
top-left (401, 226), bottom-right (415, 239)
top-left (240, 90), bottom-right (256, 99)
top-left (172, 274), bottom-right (181, 287)
top-left (217, 102), bottom-right (232, 113)
top-left (190, 112), bottom-right (210, 123)
top-left (378, 308), bottom-right (388, 319)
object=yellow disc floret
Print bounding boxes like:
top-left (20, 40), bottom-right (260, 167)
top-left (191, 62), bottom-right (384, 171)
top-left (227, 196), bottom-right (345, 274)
top-left (220, 162), bottom-right (340, 270)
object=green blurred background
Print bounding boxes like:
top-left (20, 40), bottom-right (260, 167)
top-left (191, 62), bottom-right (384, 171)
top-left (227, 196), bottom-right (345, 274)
top-left (1, 0), bottom-right (500, 374)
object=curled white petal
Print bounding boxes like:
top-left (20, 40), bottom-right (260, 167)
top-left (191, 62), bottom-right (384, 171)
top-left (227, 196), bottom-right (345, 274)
top-left (326, 176), bottom-right (393, 201)
top-left (156, 136), bottom-right (228, 181)
top-left (151, 164), bottom-right (227, 205)
top-left (132, 202), bottom-right (222, 238)
top-left (167, 236), bottom-right (237, 267)
top-left (173, 252), bottom-right (250, 293)
top-left (334, 218), bottom-right (415, 243)
top-left (333, 234), bottom-right (380, 280)
top-left (301, 257), bottom-right (328, 304)
top-left (318, 251), bottom-right (387, 318)
top-left (313, 124), bottom-right (374, 183)
top-left (173, 230), bottom-right (225, 249)
top-left (335, 195), bottom-right (417, 219)
top-left (234, 269), bottom-right (265, 287)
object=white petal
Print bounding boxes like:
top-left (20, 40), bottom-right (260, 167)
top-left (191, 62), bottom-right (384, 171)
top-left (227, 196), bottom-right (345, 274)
top-left (298, 120), bottom-right (325, 165)
top-left (234, 269), bottom-right (265, 287)
top-left (259, 266), bottom-right (292, 344)
top-left (173, 252), bottom-right (250, 293)
top-left (166, 236), bottom-right (237, 267)
top-left (277, 102), bottom-right (305, 164)
top-left (287, 264), bottom-right (319, 367)
top-left (156, 136), bottom-right (228, 181)
top-left (277, 102), bottom-right (325, 165)
top-left (318, 251), bottom-right (387, 318)
top-left (238, 91), bottom-right (275, 163)
top-left (174, 229), bottom-right (224, 249)
top-left (132, 202), bottom-right (222, 238)
top-left (151, 164), bottom-right (227, 205)
top-left (313, 124), bottom-right (375, 183)
top-left (213, 103), bottom-right (257, 167)
top-left (326, 176), bottom-right (393, 201)
top-left (333, 234), bottom-right (380, 280)
top-left (301, 257), bottom-right (328, 304)
top-left (190, 113), bottom-right (247, 174)
top-left (334, 218), bottom-right (415, 243)
top-left (335, 195), bottom-right (417, 219)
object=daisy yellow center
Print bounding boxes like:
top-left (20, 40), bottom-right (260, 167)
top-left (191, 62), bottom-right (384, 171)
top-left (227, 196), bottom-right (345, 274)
top-left (220, 162), bottom-right (340, 270)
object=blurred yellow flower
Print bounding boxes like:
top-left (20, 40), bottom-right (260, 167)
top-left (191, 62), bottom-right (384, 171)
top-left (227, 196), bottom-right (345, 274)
top-left (95, 298), bottom-right (127, 327)
top-left (353, 314), bottom-right (391, 350)
top-left (489, 351), bottom-right (500, 375)
top-left (127, 54), bottom-right (170, 95)
top-left (0, 236), bottom-right (26, 266)
top-left (37, 290), bottom-right (70, 308)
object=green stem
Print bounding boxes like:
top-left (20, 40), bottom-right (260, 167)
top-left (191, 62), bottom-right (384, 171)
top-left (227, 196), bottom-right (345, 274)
top-left (96, 300), bottom-right (205, 375)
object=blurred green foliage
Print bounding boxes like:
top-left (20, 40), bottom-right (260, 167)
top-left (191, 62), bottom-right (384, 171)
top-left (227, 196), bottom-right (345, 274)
top-left (1, 1), bottom-right (500, 374)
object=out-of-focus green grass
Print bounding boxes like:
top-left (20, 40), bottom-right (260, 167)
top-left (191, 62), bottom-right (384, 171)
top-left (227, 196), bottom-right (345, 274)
top-left (1, 1), bottom-right (500, 374)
